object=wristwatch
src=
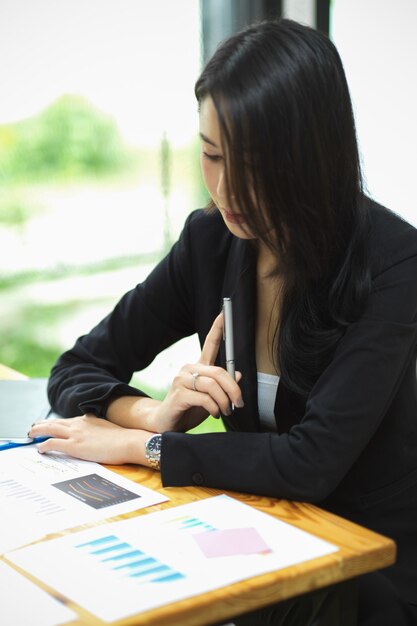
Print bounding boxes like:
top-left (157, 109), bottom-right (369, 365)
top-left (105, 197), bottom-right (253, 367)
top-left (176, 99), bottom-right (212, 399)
top-left (145, 434), bottom-right (162, 470)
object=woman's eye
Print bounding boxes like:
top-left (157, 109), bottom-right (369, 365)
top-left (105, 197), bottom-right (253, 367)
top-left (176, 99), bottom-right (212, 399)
top-left (202, 152), bottom-right (222, 162)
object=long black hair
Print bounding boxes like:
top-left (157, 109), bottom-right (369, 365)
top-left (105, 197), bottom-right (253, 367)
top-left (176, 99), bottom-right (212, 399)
top-left (195, 19), bottom-right (371, 396)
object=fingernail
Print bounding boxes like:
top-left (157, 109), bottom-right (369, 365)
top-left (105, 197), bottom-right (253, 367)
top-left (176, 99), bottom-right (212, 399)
top-left (235, 398), bottom-right (245, 408)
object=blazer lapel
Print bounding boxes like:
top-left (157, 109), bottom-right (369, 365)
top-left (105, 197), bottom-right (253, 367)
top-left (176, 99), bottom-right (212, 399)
top-left (219, 239), bottom-right (261, 432)
top-left (217, 237), bottom-right (306, 434)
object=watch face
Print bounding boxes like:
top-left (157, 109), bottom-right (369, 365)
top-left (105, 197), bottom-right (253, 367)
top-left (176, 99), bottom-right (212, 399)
top-left (147, 435), bottom-right (162, 453)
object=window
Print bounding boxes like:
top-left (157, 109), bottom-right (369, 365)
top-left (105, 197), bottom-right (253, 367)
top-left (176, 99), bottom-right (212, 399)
top-left (0, 0), bottom-right (205, 392)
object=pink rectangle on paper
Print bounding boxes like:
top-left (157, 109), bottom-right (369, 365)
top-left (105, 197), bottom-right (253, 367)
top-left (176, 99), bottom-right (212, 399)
top-left (194, 527), bottom-right (271, 558)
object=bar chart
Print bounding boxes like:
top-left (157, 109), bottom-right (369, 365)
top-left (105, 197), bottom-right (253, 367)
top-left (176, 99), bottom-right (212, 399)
top-left (75, 534), bottom-right (185, 583)
top-left (163, 514), bottom-right (217, 533)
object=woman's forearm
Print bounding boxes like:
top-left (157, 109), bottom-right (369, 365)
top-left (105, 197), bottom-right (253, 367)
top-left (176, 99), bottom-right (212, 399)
top-left (106, 395), bottom-right (162, 431)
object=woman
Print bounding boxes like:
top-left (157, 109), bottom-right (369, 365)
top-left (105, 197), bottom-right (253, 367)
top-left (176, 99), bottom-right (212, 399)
top-left (30, 19), bottom-right (417, 625)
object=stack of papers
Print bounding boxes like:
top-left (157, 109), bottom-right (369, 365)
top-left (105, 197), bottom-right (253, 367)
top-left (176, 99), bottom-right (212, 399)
top-left (5, 494), bottom-right (338, 623)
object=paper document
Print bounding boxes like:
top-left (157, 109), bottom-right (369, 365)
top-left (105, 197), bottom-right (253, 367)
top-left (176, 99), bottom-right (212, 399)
top-left (0, 560), bottom-right (76, 626)
top-left (7, 494), bottom-right (338, 622)
top-left (0, 446), bottom-right (168, 554)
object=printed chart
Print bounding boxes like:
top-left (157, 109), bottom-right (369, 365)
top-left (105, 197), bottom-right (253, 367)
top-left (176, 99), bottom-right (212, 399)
top-left (0, 446), bottom-right (167, 553)
top-left (52, 473), bottom-right (140, 509)
top-left (7, 494), bottom-right (339, 622)
top-left (76, 534), bottom-right (186, 584)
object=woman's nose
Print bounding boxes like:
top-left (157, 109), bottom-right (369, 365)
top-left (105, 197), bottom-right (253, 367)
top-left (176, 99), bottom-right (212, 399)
top-left (216, 166), bottom-right (227, 201)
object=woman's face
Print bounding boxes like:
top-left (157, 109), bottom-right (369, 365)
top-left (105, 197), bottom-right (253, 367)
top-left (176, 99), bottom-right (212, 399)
top-left (199, 96), bottom-right (256, 240)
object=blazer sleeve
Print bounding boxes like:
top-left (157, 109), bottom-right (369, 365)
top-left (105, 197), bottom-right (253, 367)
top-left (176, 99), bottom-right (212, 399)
top-left (161, 220), bottom-right (417, 502)
top-left (48, 212), bottom-right (198, 417)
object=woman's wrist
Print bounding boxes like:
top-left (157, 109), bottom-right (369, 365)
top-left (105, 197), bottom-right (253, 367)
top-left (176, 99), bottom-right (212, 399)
top-left (124, 428), bottom-right (157, 466)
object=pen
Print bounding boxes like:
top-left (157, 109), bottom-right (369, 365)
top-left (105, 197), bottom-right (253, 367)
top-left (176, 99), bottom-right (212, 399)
top-left (0, 437), bottom-right (49, 452)
top-left (223, 298), bottom-right (236, 417)
top-left (223, 297), bottom-right (236, 412)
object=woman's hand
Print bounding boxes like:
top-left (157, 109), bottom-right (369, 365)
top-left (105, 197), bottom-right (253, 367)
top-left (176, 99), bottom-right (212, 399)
top-left (139, 311), bottom-right (244, 433)
top-left (28, 415), bottom-right (151, 465)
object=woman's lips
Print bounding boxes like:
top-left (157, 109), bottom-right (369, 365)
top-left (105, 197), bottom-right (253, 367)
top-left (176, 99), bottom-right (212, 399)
top-left (224, 209), bottom-right (246, 224)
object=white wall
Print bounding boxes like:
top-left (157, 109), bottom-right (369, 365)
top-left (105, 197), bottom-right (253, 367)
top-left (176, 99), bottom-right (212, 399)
top-left (331, 0), bottom-right (417, 226)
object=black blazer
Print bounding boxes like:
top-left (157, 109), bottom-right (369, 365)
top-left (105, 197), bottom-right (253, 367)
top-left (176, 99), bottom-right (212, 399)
top-left (48, 197), bottom-right (417, 605)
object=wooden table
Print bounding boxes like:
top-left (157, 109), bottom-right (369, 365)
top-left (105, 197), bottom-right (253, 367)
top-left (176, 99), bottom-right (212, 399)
top-left (0, 366), bottom-right (396, 626)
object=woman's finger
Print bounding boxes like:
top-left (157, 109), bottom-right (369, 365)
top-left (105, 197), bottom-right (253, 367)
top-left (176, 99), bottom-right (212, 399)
top-left (188, 389), bottom-right (221, 418)
top-left (186, 373), bottom-right (239, 415)
top-left (29, 420), bottom-right (71, 439)
top-left (199, 312), bottom-right (224, 365)
top-left (37, 437), bottom-right (71, 455)
top-left (180, 365), bottom-right (243, 411)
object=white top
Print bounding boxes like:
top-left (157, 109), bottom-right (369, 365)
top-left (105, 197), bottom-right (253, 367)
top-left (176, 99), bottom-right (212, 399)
top-left (257, 371), bottom-right (279, 432)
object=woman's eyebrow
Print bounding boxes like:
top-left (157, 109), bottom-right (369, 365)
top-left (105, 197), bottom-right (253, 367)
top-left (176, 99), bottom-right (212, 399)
top-left (199, 132), bottom-right (218, 147)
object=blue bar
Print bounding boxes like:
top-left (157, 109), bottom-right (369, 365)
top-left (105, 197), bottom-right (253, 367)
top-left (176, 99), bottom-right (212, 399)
top-left (113, 557), bottom-right (156, 571)
top-left (76, 535), bottom-right (118, 549)
top-left (129, 564), bottom-right (169, 578)
top-left (153, 572), bottom-right (185, 583)
top-left (180, 518), bottom-right (216, 532)
top-left (181, 518), bottom-right (205, 528)
top-left (102, 549), bottom-right (144, 563)
top-left (91, 542), bottom-right (130, 555)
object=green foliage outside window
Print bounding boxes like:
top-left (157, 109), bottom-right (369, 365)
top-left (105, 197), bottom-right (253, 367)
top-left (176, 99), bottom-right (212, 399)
top-left (0, 94), bottom-right (132, 183)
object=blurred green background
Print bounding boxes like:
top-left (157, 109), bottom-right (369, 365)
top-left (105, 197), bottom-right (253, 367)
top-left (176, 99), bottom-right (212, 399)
top-left (0, 95), bottom-right (203, 373)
